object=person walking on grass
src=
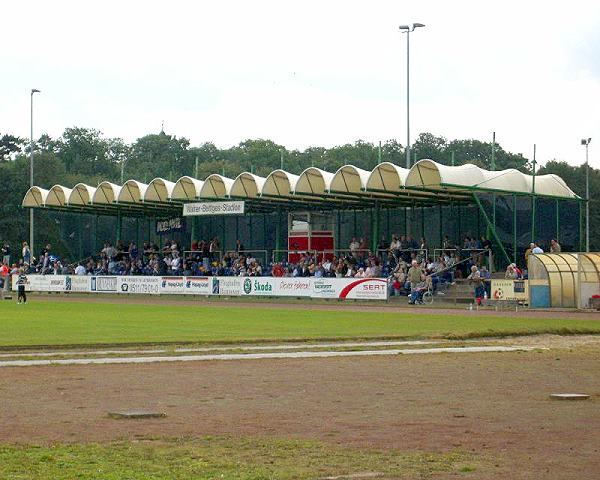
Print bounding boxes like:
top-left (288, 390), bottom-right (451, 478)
top-left (16, 268), bottom-right (28, 304)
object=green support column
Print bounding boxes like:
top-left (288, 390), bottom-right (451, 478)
top-left (438, 205), bottom-right (443, 248)
top-left (372, 203), bottom-right (380, 253)
top-left (353, 209), bottom-right (357, 236)
top-left (93, 214), bottom-right (99, 253)
top-left (531, 194), bottom-right (536, 243)
top-left (513, 194), bottom-right (517, 264)
top-left (191, 216), bottom-right (198, 250)
top-left (78, 214), bottom-right (83, 259)
top-left (420, 207), bottom-right (425, 240)
top-left (235, 216), bottom-right (239, 244)
top-left (492, 193), bottom-right (496, 238)
top-left (147, 219), bottom-right (151, 245)
top-left (473, 193), bottom-right (511, 267)
top-left (404, 207), bottom-right (408, 235)
top-left (579, 201), bottom-right (584, 251)
top-left (116, 210), bottom-right (122, 244)
top-left (336, 210), bottom-right (341, 251)
top-left (275, 209), bottom-right (282, 262)
top-left (457, 205), bottom-right (461, 241)
top-left (386, 209), bottom-right (390, 240)
top-left (222, 216), bottom-right (227, 256)
top-left (136, 218), bottom-right (140, 248)
top-left (555, 199), bottom-right (560, 242)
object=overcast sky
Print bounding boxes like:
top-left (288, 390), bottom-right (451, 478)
top-left (3, 0), bottom-right (599, 167)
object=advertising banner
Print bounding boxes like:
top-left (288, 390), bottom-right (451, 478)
top-left (13, 275), bottom-right (388, 301)
top-left (160, 276), bottom-right (186, 295)
top-left (64, 275), bottom-right (91, 293)
top-left (90, 276), bottom-right (119, 293)
top-left (210, 276), bottom-right (243, 295)
top-left (119, 276), bottom-right (161, 295)
top-left (490, 279), bottom-right (528, 302)
top-left (311, 278), bottom-right (388, 300)
top-left (184, 276), bottom-right (211, 295)
top-left (156, 217), bottom-right (186, 235)
top-left (183, 201), bottom-right (245, 216)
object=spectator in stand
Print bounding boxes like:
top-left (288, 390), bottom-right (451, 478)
top-left (22, 241), bottom-right (31, 266)
top-left (377, 236), bottom-right (388, 253)
top-left (531, 242), bottom-right (543, 254)
top-left (235, 239), bottom-right (244, 254)
top-left (550, 239), bottom-right (561, 253)
top-left (0, 262), bottom-right (8, 290)
top-left (349, 237), bottom-right (359, 257)
top-left (75, 262), bottom-right (86, 275)
top-left (272, 262), bottom-right (284, 277)
top-left (467, 265), bottom-right (485, 303)
top-left (2, 242), bottom-right (10, 265)
top-left (129, 241), bottom-right (138, 260)
top-left (358, 238), bottom-right (368, 257)
top-left (389, 235), bottom-right (401, 261)
top-left (505, 263), bottom-right (520, 279)
top-left (191, 239), bottom-right (199, 252)
top-left (407, 235), bottom-right (418, 251)
top-left (406, 260), bottom-right (424, 296)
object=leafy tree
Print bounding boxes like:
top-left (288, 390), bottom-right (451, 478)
top-left (0, 133), bottom-right (25, 161)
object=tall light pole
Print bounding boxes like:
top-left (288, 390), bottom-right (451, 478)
top-left (399, 22), bottom-right (425, 169)
top-left (581, 138), bottom-right (591, 252)
top-left (30, 88), bottom-right (41, 258)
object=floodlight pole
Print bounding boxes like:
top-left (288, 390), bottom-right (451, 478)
top-left (582, 138), bottom-right (591, 252)
top-left (30, 89), bottom-right (40, 258)
top-left (400, 23), bottom-right (425, 169)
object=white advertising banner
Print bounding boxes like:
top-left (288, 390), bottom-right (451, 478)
top-left (311, 278), bottom-right (388, 300)
top-left (119, 276), bottom-right (161, 295)
top-left (14, 275), bottom-right (388, 300)
top-left (210, 276), bottom-right (243, 295)
top-left (184, 276), bottom-right (211, 295)
top-left (183, 201), bottom-right (245, 217)
top-left (65, 275), bottom-right (91, 293)
top-left (90, 276), bottom-right (119, 293)
top-left (160, 276), bottom-right (186, 295)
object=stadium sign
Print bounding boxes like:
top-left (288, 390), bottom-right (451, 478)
top-left (156, 217), bottom-right (185, 235)
top-left (182, 201), bottom-right (245, 216)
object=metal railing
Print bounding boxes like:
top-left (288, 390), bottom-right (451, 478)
top-left (432, 248), bottom-right (492, 272)
top-left (271, 249), bottom-right (319, 264)
top-left (224, 249), bottom-right (268, 266)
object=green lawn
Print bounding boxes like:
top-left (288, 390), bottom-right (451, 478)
top-left (0, 436), bottom-right (478, 479)
top-left (0, 300), bottom-right (599, 347)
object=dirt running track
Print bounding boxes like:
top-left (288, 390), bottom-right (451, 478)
top-left (1, 348), bottom-right (599, 479)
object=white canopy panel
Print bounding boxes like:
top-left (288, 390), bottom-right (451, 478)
top-left (22, 186), bottom-right (49, 207)
top-left (294, 167), bottom-right (334, 195)
top-left (230, 172), bottom-right (266, 198)
top-left (330, 165), bottom-right (371, 194)
top-left (68, 183), bottom-right (96, 205)
top-left (145, 178), bottom-right (176, 202)
top-left (262, 170), bottom-right (300, 197)
top-left (172, 176), bottom-right (204, 200)
top-left (46, 185), bottom-right (73, 207)
top-left (118, 180), bottom-right (148, 203)
top-left (199, 174), bottom-right (234, 199)
top-left (93, 182), bottom-right (122, 204)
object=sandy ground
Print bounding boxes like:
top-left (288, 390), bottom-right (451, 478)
top-left (1, 345), bottom-right (599, 480)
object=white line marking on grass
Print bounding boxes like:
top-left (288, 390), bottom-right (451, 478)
top-left (0, 340), bottom-right (433, 358)
top-left (0, 346), bottom-right (539, 367)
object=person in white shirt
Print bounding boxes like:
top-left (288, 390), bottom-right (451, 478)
top-left (74, 263), bottom-right (86, 275)
top-left (530, 243), bottom-right (544, 254)
top-left (349, 238), bottom-right (360, 257)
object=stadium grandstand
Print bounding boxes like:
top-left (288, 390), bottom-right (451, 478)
top-left (20, 158), bottom-right (582, 284)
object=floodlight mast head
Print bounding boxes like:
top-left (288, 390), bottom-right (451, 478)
top-left (413, 23), bottom-right (425, 28)
top-left (581, 138), bottom-right (592, 146)
top-left (399, 25), bottom-right (410, 31)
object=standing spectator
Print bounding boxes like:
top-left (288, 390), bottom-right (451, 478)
top-left (531, 242), bottom-right (543, 254)
top-left (235, 239), bottom-right (244, 254)
top-left (2, 242), bottom-right (11, 265)
top-left (21, 241), bottom-right (31, 266)
top-left (467, 265), bottom-right (485, 302)
top-left (349, 237), bottom-right (359, 257)
top-left (75, 262), bottom-right (86, 275)
top-left (406, 260), bottom-right (423, 294)
top-left (550, 239), bottom-right (561, 253)
top-left (16, 268), bottom-right (28, 304)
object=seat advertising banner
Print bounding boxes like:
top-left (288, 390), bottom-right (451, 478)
top-left (184, 277), bottom-right (211, 295)
top-left (160, 276), bottom-right (186, 295)
top-left (118, 276), bottom-right (161, 295)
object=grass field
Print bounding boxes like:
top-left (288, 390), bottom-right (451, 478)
top-left (1, 300), bottom-right (599, 347)
top-left (0, 437), bottom-right (478, 479)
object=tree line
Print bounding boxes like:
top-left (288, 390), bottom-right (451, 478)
top-left (1, 128), bottom-right (598, 255)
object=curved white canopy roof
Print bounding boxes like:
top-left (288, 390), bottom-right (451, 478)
top-left (294, 167), bottom-right (334, 195)
top-left (199, 174), bottom-right (234, 199)
top-left (93, 182), bottom-right (122, 204)
top-left (68, 183), bottom-right (96, 205)
top-left (405, 159), bottom-right (578, 198)
top-left (22, 186), bottom-right (49, 207)
top-left (366, 162), bottom-right (410, 193)
top-left (118, 180), bottom-right (148, 203)
top-left (330, 165), bottom-right (371, 194)
top-left (46, 185), bottom-right (73, 207)
top-left (172, 176), bottom-right (204, 200)
top-left (144, 178), bottom-right (175, 202)
top-left (262, 170), bottom-right (300, 197)
top-left (230, 172), bottom-right (266, 198)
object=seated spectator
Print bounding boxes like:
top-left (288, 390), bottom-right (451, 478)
top-left (550, 239), bottom-right (561, 253)
top-left (75, 263), bottom-right (86, 275)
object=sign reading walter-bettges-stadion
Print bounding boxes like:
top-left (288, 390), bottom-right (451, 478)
top-left (182, 201), bottom-right (245, 216)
